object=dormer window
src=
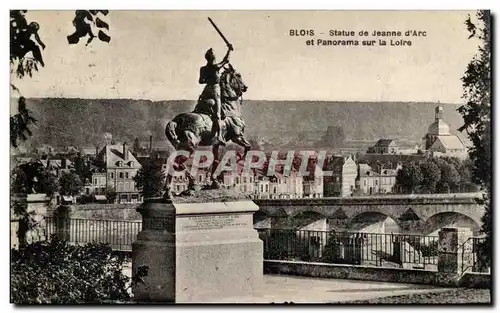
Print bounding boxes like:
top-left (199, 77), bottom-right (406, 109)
top-left (129, 161), bottom-right (134, 167)
top-left (117, 161), bottom-right (123, 167)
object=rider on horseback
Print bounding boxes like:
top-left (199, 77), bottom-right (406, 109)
top-left (198, 45), bottom-right (233, 146)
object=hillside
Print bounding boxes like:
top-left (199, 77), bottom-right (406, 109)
top-left (19, 98), bottom-right (467, 149)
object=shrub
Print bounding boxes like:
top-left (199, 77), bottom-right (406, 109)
top-left (11, 238), bottom-right (137, 304)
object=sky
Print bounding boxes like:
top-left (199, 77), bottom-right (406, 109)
top-left (11, 10), bottom-right (480, 102)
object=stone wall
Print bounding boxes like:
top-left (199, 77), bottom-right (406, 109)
top-left (64, 204), bottom-right (142, 221)
top-left (264, 260), bottom-right (490, 288)
top-left (255, 193), bottom-right (484, 234)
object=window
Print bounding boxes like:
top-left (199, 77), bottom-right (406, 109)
top-left (273, 187), bottom-right (277, 194)
top-left (265, 185), bottom-right (269, 193)
top-left (375, 180), bottom-right (378, 186)
top-left (86, 188), bottom-right (90, 195)
top-left (261, 185), bottom-right (264, 192)
top-left (243, 176), bottom-right (247, 183)
top-left (236, 177), bottom-right (239, 184)
top-left (110, 172), bottom-right (114, 179)
top-left (119, 172), bottom-right (124, 179)
top-left (363, 180), bottom-right (366, 186)
top-left (94, 178), bottom-right (97, 185)
top-left (250, 177), bottom-right (253, 183)
top-left (243, 185), bottom-right (247, 192)
top-left (125, 172), bottom-right (129, 179)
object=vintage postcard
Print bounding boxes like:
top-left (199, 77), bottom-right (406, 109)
top-left (9, 10), bottom-right (492, 304)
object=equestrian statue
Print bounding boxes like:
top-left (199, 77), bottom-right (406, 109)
top-left (164, 18), bottom-right (251, 199)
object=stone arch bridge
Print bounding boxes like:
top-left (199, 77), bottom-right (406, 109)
top-left (253, 193), bottom-right (485, 235)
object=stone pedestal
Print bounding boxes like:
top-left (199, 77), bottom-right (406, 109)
top-left (132, 199), bottom-right (263, 303)
top-left (438, 227), bottom-right (474, 274)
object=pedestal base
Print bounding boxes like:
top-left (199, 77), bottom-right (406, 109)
top-left (132, 200), bottom-right (263, 303)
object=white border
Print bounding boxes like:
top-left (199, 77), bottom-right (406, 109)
top-left (1, 1), bottom-right (498, 312)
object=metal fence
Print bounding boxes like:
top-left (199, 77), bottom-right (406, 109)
top-left (460, 236), bottom-right (490, 274)
top-left (258, 229), bottom-right (441, 270)
top-left (11, 217), bottom-right (143, 252)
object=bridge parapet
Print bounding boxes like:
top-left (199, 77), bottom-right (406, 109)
top-left (253, 193), bottom-right (485, 234)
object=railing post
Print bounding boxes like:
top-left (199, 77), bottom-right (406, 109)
top-left (437, 227), bottom-right (474, 275)
top-left (54, 206), bottom-right (70, 241)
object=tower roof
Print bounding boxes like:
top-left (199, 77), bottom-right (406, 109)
top-left (427, 119), bottom-right (450, 135)
top-left (427, 105), bottom-right (450, 135)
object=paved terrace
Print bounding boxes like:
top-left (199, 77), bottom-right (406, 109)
top-left (122, 264), bottom-right (454, 303)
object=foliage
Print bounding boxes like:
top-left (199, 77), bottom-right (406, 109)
top-left (105, 186), bottom-right (117, 204)
top-left (11, 161), bottom-right (58, 197)
top-left (395, 163), bottom-right (423, 194)
top-left (58, 171), bottom-right (83, 196)
top-left (319, 125), bottom-right (345, 147)
top-left (433, 158), bottom-right (461, 193)
top-left (11, 238), bottom-right (146, 304)
top-left (67, 10), bottom-right (111, 46)
top-left (73, 153), bottom-right (92, 183)
top-left (10, 10), bottom-right (111, 148)
top-left (133, 159), bottom-right (165, 198)
top-left (11, 97), bottom-right (37, 148)
top-left (457, 11), bottom-right (491, 265)
top-left (418, 160), bottom-right (441, 193)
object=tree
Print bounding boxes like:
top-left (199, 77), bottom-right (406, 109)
top-left (395, 163), bottom-right (423, 194)
top-left (320, 126), bottom-right (345, 147)
top-left (457, 10), bottom-right (491, 265)
top-left (58, 172), bottom-right (83, 197)
top-left (73, 153), bottom-right (92, 183)
top-left (10, 9), bottom-right (111, 245)
top-left (419, 160), bottom-right (441, 193)
top-left (437, 162), bottom-right (461, 193)
top-left (104, 186), bottom-right (117, 204)
top-left (10, 10), bottom-right (111, 148)
top-left (133, 160), bottom-right (165, 198)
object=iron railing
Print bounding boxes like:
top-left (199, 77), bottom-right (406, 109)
top-left (460, 236), bottom-right (490, 274)
top-left (11, 217), bottom-right (143, 252)
top-left (258, 229), bottom-right (439, 270)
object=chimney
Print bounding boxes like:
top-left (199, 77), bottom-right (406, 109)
top-left (149, 135), bottom-right (153, 154)
top-left (123, 142), bottom-right (129, 161)
top-left (104, 132), bottom-right (112, 146)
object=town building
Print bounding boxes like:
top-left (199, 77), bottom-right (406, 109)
top-left (93, 136), bottom-right (143, 203)
top-left (41, 156), bottom-right (74, 177)
top-left (422, 106), bottom-right (468, 159)
top-left (355, 161), bottom-right (400, 195)
top-left (367, 139), bottom-right (399, 154)
top-left (85, 170), bottom-right (107, 196)
top-left (378, 166), bottom-right (400, 194)
top-left (323, 155), bottom-right (357, 197)
top-left (357, 163), bottom-right (381, 195)
top-left (35, 144), bottom-right (55, 156)
top-left (222, 169), bottom-right (256, 194)
top-left (303, 165), bottom-right (324, 198)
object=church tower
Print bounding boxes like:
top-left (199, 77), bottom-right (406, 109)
top-left (423, 105), bottom-right (450, 150)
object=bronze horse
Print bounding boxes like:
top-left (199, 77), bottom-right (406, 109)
top-left (164, 63), bottom-right (251, 198)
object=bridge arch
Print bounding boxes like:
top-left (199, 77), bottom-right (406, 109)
top-left (348, 211), bottom-right (401, 234)
top-left (421, 212), bottom-right (481, 236)
top-left (289, 209), bottom-right (328, 219)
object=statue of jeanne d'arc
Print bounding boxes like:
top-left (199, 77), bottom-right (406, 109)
top-left (198, 44), bottom-right (234, 146)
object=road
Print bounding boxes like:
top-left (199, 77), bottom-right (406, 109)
top-left (122, 264), bottom-right (454, 303)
